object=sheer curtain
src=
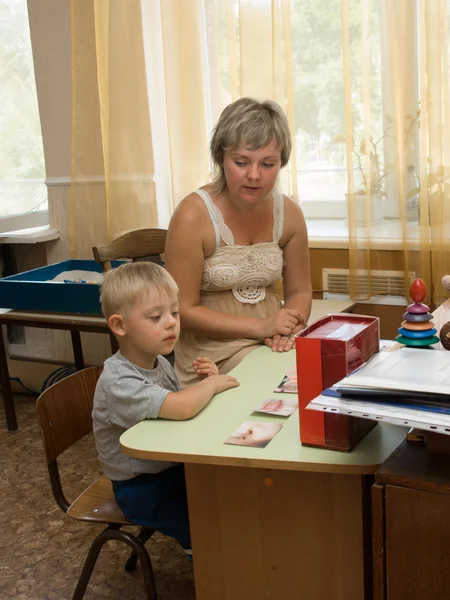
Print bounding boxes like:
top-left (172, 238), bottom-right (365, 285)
top-left (342, 0), bottom-right (450, 304)
top-left (203, 0), bottom-right (298, 197)
top-left (142, 0), bottom-right (298, 216)
top-left (70, 0), bottom-right (157, 257)
top-left (70, 0), bottom-right (450, 305)
top-left (70, 0), bottom-right (212, 257)
top-left (417, 0), bottom-right (450, 305)
top-left (69, 0), bottom-right (297, 256)
top-left (140, 0), bottom-right (210, 225)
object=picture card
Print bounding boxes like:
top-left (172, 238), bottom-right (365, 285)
top-left (253, 397), bottom-right (297, 417)
top-left (224, 420), bottom-right (283, 448)
top-left (274, 365), bottom-right (297, 393)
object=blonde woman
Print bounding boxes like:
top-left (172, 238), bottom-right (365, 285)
top-left (165, 98), bottom-right (312, 388)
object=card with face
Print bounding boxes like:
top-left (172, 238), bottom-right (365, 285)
top-left (274, 366), bottom-right (297, 393)
top-left (224, 420), bottom-right (283, 448)
top-left (253, 398), bottom-right (297, 417)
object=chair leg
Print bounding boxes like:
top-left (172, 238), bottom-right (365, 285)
top-left (72, 525), bottom-right (158, 600)
top-left (125, 527), bottom-right (155, 572)
top-left (72, 527), bottom-right (113, 600)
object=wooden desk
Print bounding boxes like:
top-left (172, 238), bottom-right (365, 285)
top-left (0, 310), bottom-right (115, 430)
top-left (121, 341), bottom-right (406, 600)
top-left (373, 439), bottom-right (450, 600)
top-left (370, 296), bottom-right (450, 599)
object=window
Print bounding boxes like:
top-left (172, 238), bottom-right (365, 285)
top-left (202, 0), bottom-right (402, 222)
top-left (0, 0), bottom-right (48, 234)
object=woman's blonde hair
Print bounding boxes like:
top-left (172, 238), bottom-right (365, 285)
top-left (210, 97), bottom-right (292, 194)
top-left (100, 262), bottom-right (178, 319)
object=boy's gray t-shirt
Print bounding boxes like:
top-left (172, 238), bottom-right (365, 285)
top-left (93, 351), bottom-right (179, 481)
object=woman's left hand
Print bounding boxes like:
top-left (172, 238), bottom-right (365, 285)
top-left (193, 356), bottom-right (219, 379)
top-left (264, 318), bottom-right (308, 351)
top-left (264, 334), bottom-right (296, 352)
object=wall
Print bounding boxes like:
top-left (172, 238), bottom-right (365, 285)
top-left (310, 248), bottom-right (406, 340)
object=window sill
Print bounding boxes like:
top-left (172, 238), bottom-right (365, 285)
top-left (0, 225), bottom-right (60, 245)
top-left (307, 218), bottom-right (420, 251)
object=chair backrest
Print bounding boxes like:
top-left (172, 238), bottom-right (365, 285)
top-left (92, 227), bottom-right (167, 272)
top-left (36, 367), bottom-right (103, 463)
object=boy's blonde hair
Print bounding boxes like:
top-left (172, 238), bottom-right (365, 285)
top-left (100, 262), bottom-right (178, 319)
top-left (210, 97), bottom-right (292, 194)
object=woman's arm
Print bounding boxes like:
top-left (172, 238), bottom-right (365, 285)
top-left (165, 194), bottom-right (301, 340)
top-left (281, 198), bottom-right (312, 323)
top-left (265, 198), bottom-right (312, 352)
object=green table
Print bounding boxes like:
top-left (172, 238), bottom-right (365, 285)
top-left (121, 299), bottom-right (406, 600)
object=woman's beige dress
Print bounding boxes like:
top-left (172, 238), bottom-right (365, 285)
top-left (175, 188), bottom-right (285, 388)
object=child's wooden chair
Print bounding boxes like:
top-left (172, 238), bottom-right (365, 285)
top-left (36, 367), bottom-right (158, 600)
top-left (92, 228), bottom-right (167, 273)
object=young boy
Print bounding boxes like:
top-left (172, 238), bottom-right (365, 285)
top-left (92, 262), bottom-right (239, 554)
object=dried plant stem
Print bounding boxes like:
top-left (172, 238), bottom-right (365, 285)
top-left (353, 148), bottom-right (367, 193)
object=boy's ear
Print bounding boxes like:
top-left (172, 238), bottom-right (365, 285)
top-left (108, 314), bottom-right (126, 337)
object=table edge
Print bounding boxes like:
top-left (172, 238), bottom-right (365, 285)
top-left (0, 312), bottom-right (108, 329)
top-left (120, 442), bottom-right (381, 475)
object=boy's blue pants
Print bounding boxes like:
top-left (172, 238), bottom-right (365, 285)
top-left (112, 464), bottom-right (191, 550)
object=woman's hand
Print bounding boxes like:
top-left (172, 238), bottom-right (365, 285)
top-left (264, 334), bottom-right (297, 352)
top-left (193, 356), bottom-right (219, 379)
top-left (264, 319), bottom-right (307, 352)
top-left (259, 308), bottom-right (304, 339)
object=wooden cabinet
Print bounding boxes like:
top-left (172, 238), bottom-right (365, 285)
top-left (373, 440), bottom-right (450, 600)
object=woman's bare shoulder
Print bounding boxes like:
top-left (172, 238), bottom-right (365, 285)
top-left (170, 189), bottom-right (211, 227)
top-left (280, 194), bottom-right (307, 244)
top-left (282, 194), bottom-right (306, 222)
top-left (167, 188), bottom-right (217, 256)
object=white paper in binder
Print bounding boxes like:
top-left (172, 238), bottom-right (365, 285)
top-left (307, 345), bottom-right (450, 435)
top-left (336, 347), bottom-right (450, 396)
top-left (307, 394), bottom-right (450, 436)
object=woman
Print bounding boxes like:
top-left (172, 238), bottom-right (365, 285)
top-left (165, 97), bottom-right (312, 387)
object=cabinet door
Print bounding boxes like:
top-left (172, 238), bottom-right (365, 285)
top-left (386, 485), bottom-right (450, 599)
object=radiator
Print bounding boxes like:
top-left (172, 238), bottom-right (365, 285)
top-left (322, 268), bottom-right (415, 305)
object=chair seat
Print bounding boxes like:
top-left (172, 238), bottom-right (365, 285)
top-left (67, 475), bottom-right (130, 525)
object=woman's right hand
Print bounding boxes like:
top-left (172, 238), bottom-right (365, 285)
top-left (259, 308), bottom-right (303, 338)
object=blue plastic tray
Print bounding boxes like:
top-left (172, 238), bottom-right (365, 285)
top-left (0, 259), bottom-right (122, 315)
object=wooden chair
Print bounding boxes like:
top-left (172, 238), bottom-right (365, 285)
top-left (36, 367), bottom-right (158, 600)
top-left (92, 228), bottom-right (167, 273)
top-left (93, 227), bottom-right (175, 366)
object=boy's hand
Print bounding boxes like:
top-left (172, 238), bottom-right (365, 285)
top-left (208, 374), bottom-right (240, 394)
top-left (193, 357), bottom-right (219, 379)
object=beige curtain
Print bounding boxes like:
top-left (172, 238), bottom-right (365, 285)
top-left (342, 0), bottom-right (450, 305)
top-left (70, 0), bottom-right (155, 258)
top-left (72, 1), bottom-right (450, 305)
top-left (70, 0), bottom-right (298, 258)
top-left (70, 0), bottom-right (210, 257)
top-left (205, 0), bottom-right (297, 197)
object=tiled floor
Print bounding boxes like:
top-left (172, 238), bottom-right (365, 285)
top-left (0, 394), bottom-right (195, 600)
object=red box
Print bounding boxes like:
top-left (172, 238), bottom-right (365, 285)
top-left (296, 314), bottom-right (380, 451)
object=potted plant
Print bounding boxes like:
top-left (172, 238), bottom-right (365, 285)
top-left (332, 133), bottom-right (387, 225)
top-left (332, 111), bottom-right (422, 225)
